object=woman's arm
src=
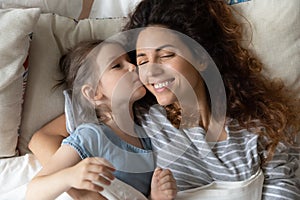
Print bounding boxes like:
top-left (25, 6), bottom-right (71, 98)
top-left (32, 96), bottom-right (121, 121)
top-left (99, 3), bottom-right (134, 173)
top-left (28, 114), bottom-right (68, 165)
top-left (261, 143), bottom-right (300, 200)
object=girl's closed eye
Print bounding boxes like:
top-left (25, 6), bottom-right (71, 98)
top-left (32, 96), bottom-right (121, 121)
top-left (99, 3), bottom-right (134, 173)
top-left (111, 64), bottom-right (121, 69)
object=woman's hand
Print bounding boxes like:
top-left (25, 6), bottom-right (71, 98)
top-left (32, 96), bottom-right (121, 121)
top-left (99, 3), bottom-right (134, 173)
top-left (150, 168), bottom-right (177, 200)
top-left (67, 157), bottom-right (115, 193)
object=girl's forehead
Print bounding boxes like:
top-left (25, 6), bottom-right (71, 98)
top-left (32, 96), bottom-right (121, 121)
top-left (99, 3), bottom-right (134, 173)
top-left (94, 43), bottom-right (126, 67)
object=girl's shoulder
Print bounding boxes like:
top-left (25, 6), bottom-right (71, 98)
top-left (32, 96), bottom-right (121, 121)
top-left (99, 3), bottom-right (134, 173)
top-left (74, 122), bottom-right (105, 133)
top-left (71, 123), bottom-right (112, 142)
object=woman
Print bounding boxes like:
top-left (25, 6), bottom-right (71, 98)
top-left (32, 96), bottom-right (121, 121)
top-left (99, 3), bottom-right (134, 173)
top-left (124, 0), bottom-right (300, 199)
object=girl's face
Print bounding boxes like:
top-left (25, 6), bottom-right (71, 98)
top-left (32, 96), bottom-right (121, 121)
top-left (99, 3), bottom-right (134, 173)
top-left (136, 27), bottom-right (205, 106)
top-left (96, 43), bottom-right (146, 107)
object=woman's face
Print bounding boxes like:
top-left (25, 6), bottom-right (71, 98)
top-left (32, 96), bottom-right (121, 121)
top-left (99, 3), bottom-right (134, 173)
top-left (136, 27), bottom-right (204, 106)
top-left (96, 43), bottom-right (146, 106)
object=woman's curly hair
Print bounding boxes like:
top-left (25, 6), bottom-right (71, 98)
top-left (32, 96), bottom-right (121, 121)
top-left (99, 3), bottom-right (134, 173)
top-left (125, 0), bottom-right (300, 160)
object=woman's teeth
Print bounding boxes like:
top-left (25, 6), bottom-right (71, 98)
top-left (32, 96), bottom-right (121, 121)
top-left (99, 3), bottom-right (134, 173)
top-left (154, 80), bottom-right (172, 89)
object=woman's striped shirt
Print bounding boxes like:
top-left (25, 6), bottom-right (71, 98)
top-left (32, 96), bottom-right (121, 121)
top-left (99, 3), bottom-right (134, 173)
top-left (138, 106), bottom-right (300, 200)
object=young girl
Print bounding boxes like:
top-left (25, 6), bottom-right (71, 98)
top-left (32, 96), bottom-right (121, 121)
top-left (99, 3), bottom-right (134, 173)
top-left (125, 0), bottom-right (300, 199)
top-left (26, 40), bottom-right (177, 200)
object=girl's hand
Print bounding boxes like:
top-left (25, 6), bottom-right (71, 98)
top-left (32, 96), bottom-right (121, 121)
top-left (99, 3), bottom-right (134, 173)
top-left (150, 168), bottom-right (177, 200)
top-left (67, 188), bottom-right (108, 200)
top-left (67, 157), bottom-right (115, 193)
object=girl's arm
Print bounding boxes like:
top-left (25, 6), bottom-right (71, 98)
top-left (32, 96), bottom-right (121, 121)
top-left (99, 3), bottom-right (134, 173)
top-left (28, 114), bottom-right (108, 199)
top-left (28, 114), bottom-right (68, 166)
top-left (26, 145), bottom-right (115, 200)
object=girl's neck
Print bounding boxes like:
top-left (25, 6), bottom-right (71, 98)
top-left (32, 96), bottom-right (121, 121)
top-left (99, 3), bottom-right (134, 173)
top-left (105, 102), bottom-right (143, 148)
top-left (105, 119), bottom-right (143, 149)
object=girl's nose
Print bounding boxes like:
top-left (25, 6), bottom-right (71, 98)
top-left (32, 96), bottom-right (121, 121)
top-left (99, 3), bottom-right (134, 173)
top-left (128, 63), bottom-right (137, 72)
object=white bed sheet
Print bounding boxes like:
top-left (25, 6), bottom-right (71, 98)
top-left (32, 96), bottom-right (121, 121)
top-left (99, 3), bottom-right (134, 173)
top-left (0, 154), bottom-right (146, 200)
top-left (0, 153), bottom-right (72, 200)
top-left (0, 154), bottom-right (265, 200)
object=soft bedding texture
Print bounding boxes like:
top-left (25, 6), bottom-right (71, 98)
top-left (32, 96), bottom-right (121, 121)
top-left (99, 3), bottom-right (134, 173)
top-left (0, 0), bottom-right (82, 19)
top-left (232, 0), bottom-right (300, 98)
top-left (0, 0), bottom-right (142, 19)
top-left (0, 0), bottom-right (299, 199)
top-left (0, 7), bottom-right (40, 158)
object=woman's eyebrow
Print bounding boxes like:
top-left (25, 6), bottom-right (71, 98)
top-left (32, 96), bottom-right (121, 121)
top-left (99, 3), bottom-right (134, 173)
top-left (136, 52), bottom-right (146, 58)
top-left (155, 44), bottom-right (175, 51)
top-left (136, 44), bottom-right (175, 58)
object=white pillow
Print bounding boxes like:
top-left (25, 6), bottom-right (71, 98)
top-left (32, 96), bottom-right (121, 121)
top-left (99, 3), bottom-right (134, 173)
top-left (0, 8), bottom-right (40, 158)
top-left (90, 0), bottom-right (141, 18)
top-left (231, 0), bottom-right (300, 177)
top-left (18, 13), bottom-right (127, 154)
top-left (0, 0), bottom-right (141, 19)
top-left (232, 0), bottom-right (300, 98)
top-left (0, 0), bottom-right (82, 19)
top-left (0, 154), bottom-right (41, 195)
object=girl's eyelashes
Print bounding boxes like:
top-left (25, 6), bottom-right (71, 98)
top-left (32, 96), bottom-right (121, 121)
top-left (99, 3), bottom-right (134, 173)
top-left (111, 55), bottom-right (132, 69)
top-left (112, 64), bottom-right (121, 69)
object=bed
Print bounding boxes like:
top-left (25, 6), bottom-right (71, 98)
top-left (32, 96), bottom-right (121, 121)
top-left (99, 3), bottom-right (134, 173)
top-left (0, 0), bottom-right (299, 199)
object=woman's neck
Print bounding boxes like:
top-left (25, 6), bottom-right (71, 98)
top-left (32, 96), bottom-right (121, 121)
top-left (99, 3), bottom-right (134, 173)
top-left (180, 80), bottom-right (227, 142)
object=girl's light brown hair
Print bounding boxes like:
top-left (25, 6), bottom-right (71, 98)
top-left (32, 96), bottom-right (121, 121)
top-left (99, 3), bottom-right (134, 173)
top-left (56, 40), bottom-right (103, 89)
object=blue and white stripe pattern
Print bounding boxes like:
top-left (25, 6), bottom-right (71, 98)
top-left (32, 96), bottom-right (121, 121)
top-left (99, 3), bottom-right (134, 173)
top-left (137, 105), bottom-right (300, 199)
top-left (227, 0), bottom-right (251, 5)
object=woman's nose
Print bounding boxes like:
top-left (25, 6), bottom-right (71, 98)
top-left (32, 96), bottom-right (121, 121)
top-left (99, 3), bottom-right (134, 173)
top-left (138, 62), bottom-right (164, 85)
top-left (139, 62), bottom-right (164, 77)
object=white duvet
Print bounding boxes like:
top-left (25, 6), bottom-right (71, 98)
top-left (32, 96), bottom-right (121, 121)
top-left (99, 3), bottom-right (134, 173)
top-left (0, 154), bottom-right (72, 200)
top-left (0, 154), bottom-right (265, 200)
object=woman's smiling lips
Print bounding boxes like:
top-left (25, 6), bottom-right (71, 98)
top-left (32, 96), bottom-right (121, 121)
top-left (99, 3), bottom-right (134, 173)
top-left (152, 78), bottom-right (175, 92)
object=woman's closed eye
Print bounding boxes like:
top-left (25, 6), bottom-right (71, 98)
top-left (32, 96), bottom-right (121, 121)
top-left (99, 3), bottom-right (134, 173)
top-left (137, 54), bottom-right (174, 66)
top-left (137, 60), bottom-right (148, 66)
top-left (160, 53), bottom-right (175, 59)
